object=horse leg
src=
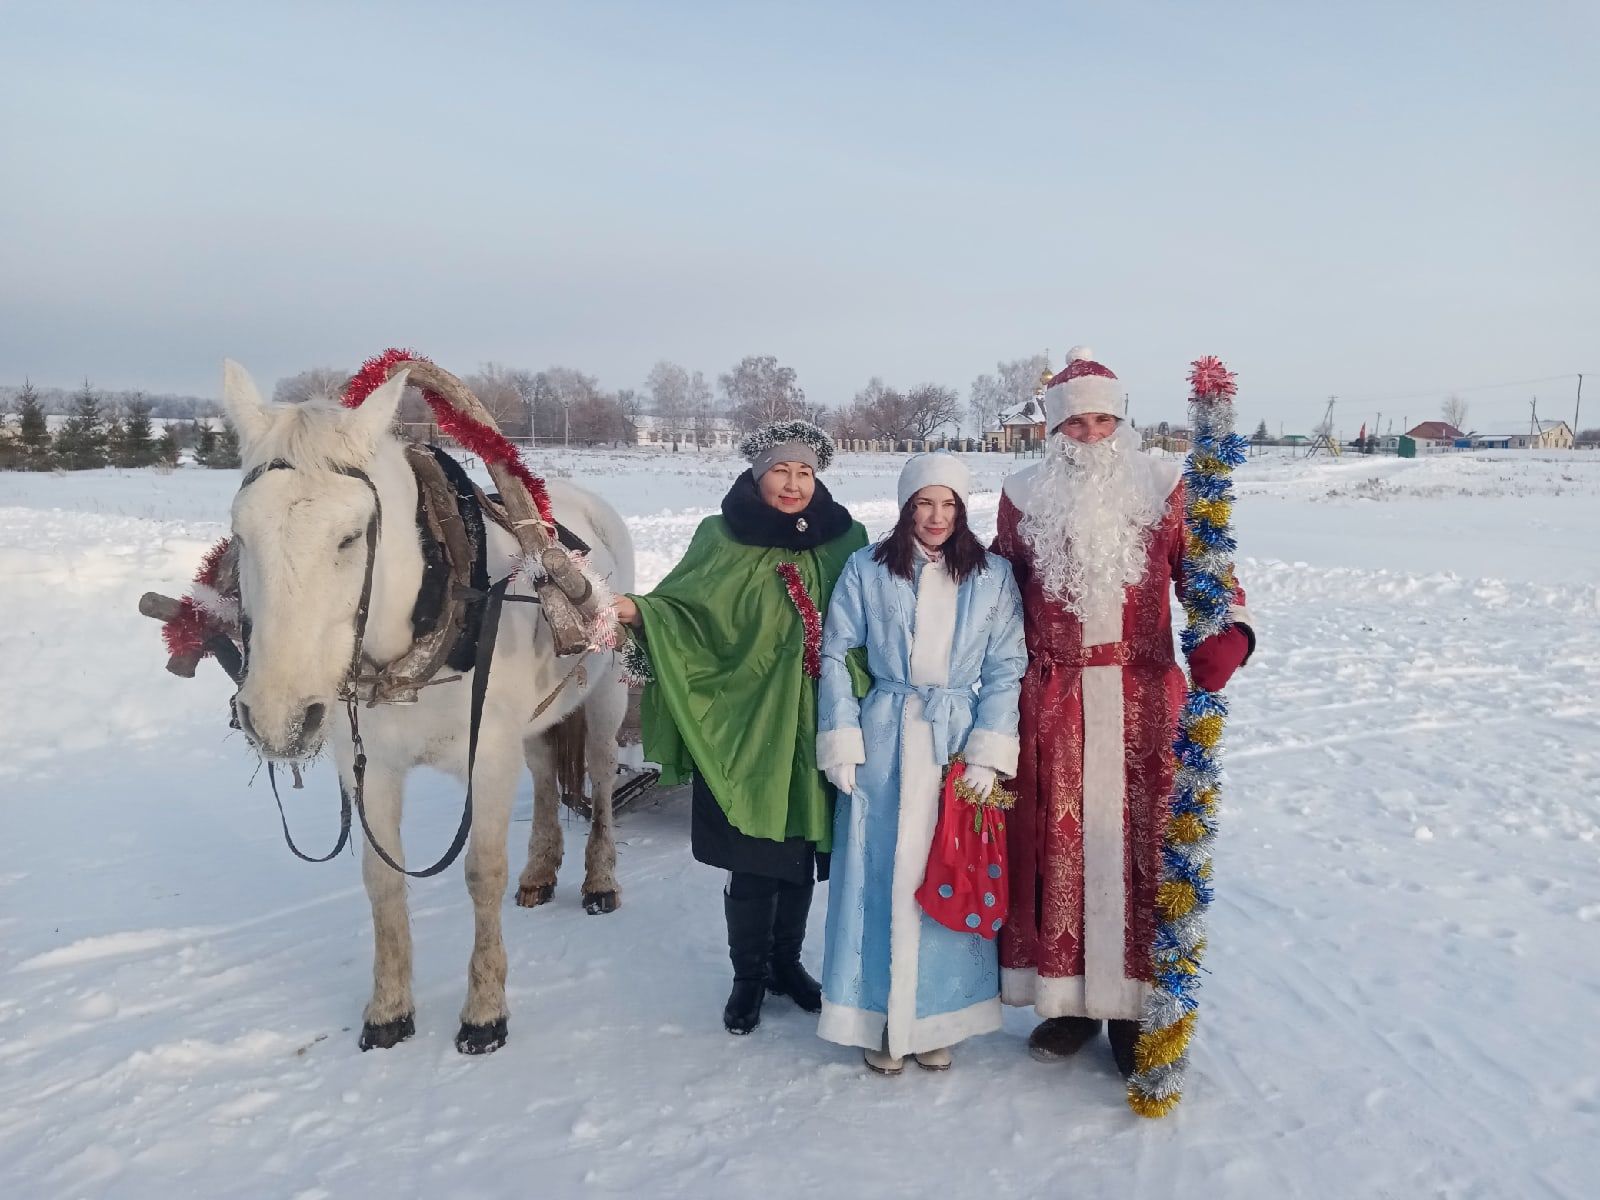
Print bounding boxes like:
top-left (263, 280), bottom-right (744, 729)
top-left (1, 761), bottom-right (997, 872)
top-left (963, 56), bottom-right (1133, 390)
top-left (515, 729), bottom-right (562, 907)
top-left (581, 678), bottom-right (628, 915)
top-left (457, 743), bottom-right (518, 1055)
top-left (358, 768), bottom-right (415, 1051)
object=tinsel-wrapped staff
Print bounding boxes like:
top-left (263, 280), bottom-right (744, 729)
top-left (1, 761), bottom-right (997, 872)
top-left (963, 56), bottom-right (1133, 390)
top-left (1127, 355), bottom-right (1251, 1118)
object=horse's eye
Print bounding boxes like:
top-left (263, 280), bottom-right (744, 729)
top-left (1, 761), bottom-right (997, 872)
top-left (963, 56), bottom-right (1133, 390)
top-left (338, 531), bottom-right (361, 551)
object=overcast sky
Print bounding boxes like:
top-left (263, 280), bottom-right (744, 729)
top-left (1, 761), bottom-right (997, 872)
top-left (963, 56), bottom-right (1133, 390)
top-left (3, 1), bottom-right (1595, 434)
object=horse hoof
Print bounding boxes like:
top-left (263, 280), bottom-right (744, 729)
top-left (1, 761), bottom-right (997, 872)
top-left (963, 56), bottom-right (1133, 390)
top-left (455, 1017), bottom-right (508, 1055)
top-left (582, 890), bottom-right (619, 915)
top-left (516, 882), bottom-right (555, 908)
top-left (359, 1013), bottom-right (415, 1051)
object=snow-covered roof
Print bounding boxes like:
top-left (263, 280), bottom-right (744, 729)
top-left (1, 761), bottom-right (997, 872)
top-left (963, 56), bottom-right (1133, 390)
top-left (1407, 421), bottom-right (1465, 440)
top-left (998, 396), bottom-right (1046, 427)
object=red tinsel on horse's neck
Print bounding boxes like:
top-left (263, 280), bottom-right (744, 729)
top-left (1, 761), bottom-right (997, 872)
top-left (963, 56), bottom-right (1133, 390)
top-left (344, 347), bottom-right (554, 528)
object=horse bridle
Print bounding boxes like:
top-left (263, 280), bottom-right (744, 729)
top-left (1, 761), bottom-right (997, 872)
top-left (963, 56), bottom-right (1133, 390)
top-left (235, 458), bottom-right (474, 878)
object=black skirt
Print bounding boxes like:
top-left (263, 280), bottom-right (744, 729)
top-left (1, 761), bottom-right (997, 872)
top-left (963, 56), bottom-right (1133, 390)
top-left (690, 773), bottom-right (829, 885)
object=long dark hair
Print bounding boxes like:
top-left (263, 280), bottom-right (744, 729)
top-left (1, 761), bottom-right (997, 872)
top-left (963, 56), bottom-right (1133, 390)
top-left (872, 494), bottom-right (988, 583)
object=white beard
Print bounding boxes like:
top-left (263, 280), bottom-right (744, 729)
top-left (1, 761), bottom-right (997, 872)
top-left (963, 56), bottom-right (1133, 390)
top-left (1018, 423), bottom-right (1167, 622)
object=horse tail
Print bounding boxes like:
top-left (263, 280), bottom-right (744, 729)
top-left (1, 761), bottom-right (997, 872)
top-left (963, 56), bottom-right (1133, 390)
top-left (553, 705), bottom-right (587, 806)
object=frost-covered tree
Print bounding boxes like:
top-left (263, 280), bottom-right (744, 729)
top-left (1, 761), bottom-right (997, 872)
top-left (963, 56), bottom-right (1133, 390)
top-left (968, 353), bottom-right (1051, 437)
top-left (15, 380), bottom-right (52, 469)
top-left (273, 367), bottom-right (348, 405)
top-left (120, 399), bottom-right (158, 467)
top-left (156, 425), bottom-right (181, 466)
top-left (687, 371), bottom-right (718, 447)
top-left (904, 383), bottom-right (961, 440)
top-left (192, 422), bottom-right (218, 466)
top-left (54, 381), bottom-right (108, 470)
top-left (646, 361), bottom-right (691, 448)
top-left (720, 355), bottom-right (806, 431)
top-left (202, 420), bottom-right (242, 468)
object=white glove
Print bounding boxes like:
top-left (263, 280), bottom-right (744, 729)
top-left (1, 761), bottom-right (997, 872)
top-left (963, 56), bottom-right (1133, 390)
top-left (824, 762), bottom-right (857, 795)
top-left (962, 764), bottom-right (998, 799)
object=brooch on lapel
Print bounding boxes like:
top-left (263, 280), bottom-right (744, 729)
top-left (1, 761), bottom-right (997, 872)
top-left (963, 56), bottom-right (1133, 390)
top-left (795, 517), bottom-right (808, 532)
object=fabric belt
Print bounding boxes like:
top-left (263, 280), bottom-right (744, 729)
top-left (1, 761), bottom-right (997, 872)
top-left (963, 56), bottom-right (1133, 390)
top-left (1032, 641), bottom-right (1171, 676)
top-left (875, 678), bottom-right (974, 765)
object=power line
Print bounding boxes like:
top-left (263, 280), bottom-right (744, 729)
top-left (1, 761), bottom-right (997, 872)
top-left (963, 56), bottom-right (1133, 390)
top-left (1335, 372), bottom-right (1587, 408)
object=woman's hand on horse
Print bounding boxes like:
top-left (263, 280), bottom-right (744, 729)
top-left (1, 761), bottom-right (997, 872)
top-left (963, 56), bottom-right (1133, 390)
top-left (613, 595), bottom-right (641, 627)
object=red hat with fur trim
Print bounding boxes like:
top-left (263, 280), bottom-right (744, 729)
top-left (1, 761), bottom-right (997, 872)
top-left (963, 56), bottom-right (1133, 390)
top-left (1044, 346), bottom-right (1124, 428)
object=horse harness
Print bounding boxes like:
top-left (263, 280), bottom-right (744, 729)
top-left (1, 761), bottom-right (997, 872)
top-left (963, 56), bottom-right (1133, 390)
top-left (231, 448), bottom-right (595, 878)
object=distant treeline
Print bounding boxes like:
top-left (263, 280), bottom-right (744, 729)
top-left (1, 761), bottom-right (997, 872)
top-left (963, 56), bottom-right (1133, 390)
top-left (0, 380), bottom-right (238, 471)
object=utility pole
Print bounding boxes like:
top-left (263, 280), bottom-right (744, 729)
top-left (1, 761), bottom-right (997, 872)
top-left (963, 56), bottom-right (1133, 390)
top-left (1576, 373), bottom-right (1584, 440)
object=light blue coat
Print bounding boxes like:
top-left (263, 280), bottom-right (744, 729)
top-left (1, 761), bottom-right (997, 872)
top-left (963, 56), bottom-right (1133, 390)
top-left (815, 545), bottom-right (1027, 1058)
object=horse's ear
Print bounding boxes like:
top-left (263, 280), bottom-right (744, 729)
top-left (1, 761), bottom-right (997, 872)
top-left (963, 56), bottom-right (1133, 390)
top-left (346, 367), bottom-right (409, 448)
top-left (222, 359), bottom-right (271, 448)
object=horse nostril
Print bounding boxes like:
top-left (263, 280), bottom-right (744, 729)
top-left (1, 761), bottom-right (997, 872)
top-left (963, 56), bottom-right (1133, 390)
top-left (301, 702), bottom-right (326, 741)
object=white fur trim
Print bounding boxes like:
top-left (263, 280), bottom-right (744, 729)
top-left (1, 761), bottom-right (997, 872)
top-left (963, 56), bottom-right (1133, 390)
top-left (882, 558), bottom-right (961, 1060)
top-left (908, 559), bottom-right (957, 690)
top-left (897, 452), bottom-right (971, 509)
top-left (961, 728), bottom-right (1019, 777)
top-left (1080, 665), bottom-right (1127, 1019)
top-left (1001, 968), bottom-right (1149, 1020)
top-left (1045, 374), bottom-right (1125, 429)
top-left (816, 726), bottom-right (866, 770)
top-left (820, 996), bottom-right (1000, 1055)
top-left (885, 696), bottom-right (942, 1059)
top-left (1230, 604), bottom-right (1256, 633)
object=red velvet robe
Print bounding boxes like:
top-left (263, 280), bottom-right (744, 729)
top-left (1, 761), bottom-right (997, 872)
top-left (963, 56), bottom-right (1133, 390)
top-left (992, 468), bottom-right (1248, 1020)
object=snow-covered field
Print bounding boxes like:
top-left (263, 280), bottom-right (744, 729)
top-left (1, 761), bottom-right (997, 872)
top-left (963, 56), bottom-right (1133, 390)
top-left (3, 447), bottom-right (1598, 1198)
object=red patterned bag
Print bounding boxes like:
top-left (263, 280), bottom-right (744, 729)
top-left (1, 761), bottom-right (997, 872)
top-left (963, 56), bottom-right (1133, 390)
top-left (915, 760), bottom-right (1011, 939)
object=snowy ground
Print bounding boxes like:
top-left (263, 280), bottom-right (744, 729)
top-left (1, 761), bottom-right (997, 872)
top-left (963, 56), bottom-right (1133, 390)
top-left (2, 447), bottom-right (1598, 1198)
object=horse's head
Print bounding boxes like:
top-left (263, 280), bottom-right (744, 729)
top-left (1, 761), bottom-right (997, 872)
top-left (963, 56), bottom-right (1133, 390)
top-left (222, 360), bottom-right (409, 760)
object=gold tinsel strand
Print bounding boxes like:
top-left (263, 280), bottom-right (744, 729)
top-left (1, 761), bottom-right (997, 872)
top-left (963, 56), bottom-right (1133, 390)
top-left (1156, 880), bottom-right (1197, 921)
top-left (1187, 713), bottom-right (1225, 749)
top-left (1135, 1011), bottom-right (1198, 1074)
top-left (1189, 497), bottom-right (1233, 525)
top-left (1168, 812), bottom-right (1207, 844)
top-left (1128, 1088), bottom-right (1183, 1119)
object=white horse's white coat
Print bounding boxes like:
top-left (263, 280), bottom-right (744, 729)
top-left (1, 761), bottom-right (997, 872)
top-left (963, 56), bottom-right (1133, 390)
top-left (222, 361), bottom-right (633, 1050)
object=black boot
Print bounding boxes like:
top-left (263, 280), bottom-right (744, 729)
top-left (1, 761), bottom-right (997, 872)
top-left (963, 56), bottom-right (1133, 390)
top-left (723, 891), bottom-right (775, 1035)
top-left (1027, 1016), bottom-right (1102, 1063)
top-left (1108, 1019), bottom-right (1140, 1079)
top-left (767, 882), bottom-right (823, 1013)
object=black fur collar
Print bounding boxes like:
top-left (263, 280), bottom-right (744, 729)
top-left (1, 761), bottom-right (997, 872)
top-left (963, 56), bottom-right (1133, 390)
top-left (720, 470), bottom-right (853, 551)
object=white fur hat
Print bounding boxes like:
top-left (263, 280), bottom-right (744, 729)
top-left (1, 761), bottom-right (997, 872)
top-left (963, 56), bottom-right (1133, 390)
top-left (1044, 345), bottom-right (1125, 429)
top-left (897, 451), bottom-right (971, 509)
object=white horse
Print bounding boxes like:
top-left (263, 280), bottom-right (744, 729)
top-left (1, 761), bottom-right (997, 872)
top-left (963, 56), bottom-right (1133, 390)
top-left (222, 361), bottom-right (632, 1054)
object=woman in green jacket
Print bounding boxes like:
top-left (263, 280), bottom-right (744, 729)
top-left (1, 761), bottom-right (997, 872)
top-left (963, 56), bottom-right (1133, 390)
top-left (614, 421), bottom-right (867, 1034)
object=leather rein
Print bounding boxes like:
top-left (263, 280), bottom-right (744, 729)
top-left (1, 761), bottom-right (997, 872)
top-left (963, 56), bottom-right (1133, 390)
top-left (234, 457), bottom-right (564, 879)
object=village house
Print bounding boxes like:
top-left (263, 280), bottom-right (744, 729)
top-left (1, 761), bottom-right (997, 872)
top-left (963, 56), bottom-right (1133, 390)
top-left (1399, 421), bottom-right (1467, 455)
top-left (630, 413), bottom-right (739, 450)
top-left (986, 395), bottom-right (1048, 451)
top-left (1532, 419), bottom-right (1575, 449)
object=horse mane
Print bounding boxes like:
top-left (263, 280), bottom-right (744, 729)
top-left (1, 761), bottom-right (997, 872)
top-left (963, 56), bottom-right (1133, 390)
top-left (242, 397), bottom-right (386, 476)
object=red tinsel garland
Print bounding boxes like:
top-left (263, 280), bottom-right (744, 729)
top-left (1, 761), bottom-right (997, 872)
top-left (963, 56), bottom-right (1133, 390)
top-left (344, 347), bottom-right (555, 529)
top-left (1188, 355), bottom-right (1238, 402)
top-left (776, 562), bottom-right (821, 679)
top-left (161, 536), bottom-right (235, 659)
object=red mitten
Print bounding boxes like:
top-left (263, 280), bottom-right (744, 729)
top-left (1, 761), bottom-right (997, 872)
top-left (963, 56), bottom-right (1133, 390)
top-left (1188, 626), bottom-right (1250, 693)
